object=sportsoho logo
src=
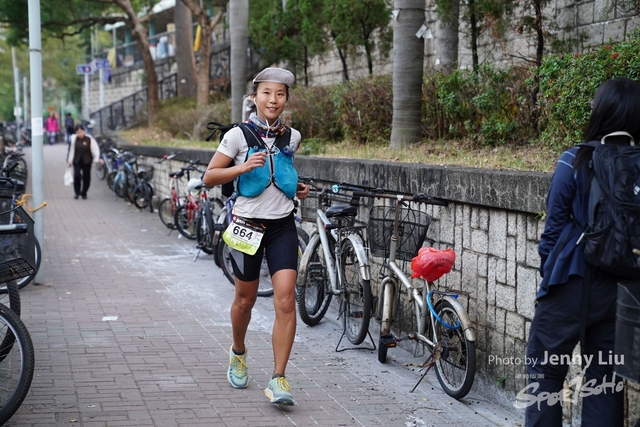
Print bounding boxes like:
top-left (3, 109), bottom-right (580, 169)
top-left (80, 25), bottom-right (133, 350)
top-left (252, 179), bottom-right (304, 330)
top-left (512, 350), bottom-right (624, 409)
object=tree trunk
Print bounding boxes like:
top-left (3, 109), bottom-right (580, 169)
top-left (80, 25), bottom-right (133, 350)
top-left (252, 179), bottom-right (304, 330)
top-left (230, 0), bottom-right (249, 123)
top-left (181, 1), bottom-right (226, 108)
top-left (175, 0), bottom-right (197, 98)
top-left (435, 0), bottom-right (459, 73)
top-left (113, 0), bottom-right (159, 127)
top-left (469, 0), bottom-right (479, 71)
top-left (390, 0), bottom-right (425, 148)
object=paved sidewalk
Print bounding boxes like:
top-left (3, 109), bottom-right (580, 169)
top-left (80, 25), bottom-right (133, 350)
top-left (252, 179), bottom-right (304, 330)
top-left (7, 143), bottom-right (525, 426)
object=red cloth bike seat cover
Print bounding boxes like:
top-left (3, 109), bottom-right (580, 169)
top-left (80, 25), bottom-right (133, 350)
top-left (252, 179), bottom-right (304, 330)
top-left (410, 247), bottom-right (456, 282)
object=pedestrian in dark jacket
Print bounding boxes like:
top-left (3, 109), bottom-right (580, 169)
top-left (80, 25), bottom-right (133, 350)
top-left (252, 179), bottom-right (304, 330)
top-left (66, 125), bottom-right (100, 200)
top-left (523, 77), bottom-right (640, 427)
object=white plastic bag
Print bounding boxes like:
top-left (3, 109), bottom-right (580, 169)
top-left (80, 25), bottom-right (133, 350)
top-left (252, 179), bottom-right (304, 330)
top-left (64, 166), bottom-right (73, 186)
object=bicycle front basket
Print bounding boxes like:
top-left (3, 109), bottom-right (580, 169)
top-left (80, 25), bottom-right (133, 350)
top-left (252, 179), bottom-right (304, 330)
top-left (0, 206), bottom-right (36, 284)
top-left (137, 162), bottom-right (155, 181)
top-left (368, 205), bottom-right (432, 261)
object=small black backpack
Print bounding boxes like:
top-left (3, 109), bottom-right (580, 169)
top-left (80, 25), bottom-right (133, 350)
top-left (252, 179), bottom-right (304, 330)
top-left (205, 121), bottom-right (291, 197)
top-left (579, 131), bottom-right (640, 278)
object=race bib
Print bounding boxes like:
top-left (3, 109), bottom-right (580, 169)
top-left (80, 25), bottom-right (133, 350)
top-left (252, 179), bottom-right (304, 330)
top-left (222, 216), bottom-right (265, 255)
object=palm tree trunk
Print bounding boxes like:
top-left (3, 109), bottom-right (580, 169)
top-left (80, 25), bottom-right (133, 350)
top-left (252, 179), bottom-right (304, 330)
top-left (435, 0), bottom-right (459, 73)
top-left (230, 0), bottom-right (249, 122)
top-left (175, 0), bottom-right (197, 98)
top-left (390, 0), bottom-right (425, 147)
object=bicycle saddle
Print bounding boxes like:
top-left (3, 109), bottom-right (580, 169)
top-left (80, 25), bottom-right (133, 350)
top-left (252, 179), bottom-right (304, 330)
top-left (169, 170), bottom-right (184, 178)
top-left (326, 204), bottom-right (357, 218)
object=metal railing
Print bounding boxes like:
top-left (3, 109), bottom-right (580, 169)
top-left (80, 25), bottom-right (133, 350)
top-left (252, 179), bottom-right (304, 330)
top-left (89, 41), bottom-right (262, 136)
top-left (90, 73), bottom-right (177, 135)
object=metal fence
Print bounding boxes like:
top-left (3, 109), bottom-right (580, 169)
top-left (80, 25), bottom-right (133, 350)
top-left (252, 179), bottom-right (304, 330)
top-left (89, 42), bottom-right (262, 136)
top-left (91, 73), bottom-right (177, 135)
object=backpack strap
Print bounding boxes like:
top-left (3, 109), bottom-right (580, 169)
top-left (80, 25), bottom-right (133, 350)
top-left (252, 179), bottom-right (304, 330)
top-left (239, 123), bottom-right (266, 149)
top-left (205, 121), bottom-right (227, 142)
top-left (238, 123), bottom-right (291, 152)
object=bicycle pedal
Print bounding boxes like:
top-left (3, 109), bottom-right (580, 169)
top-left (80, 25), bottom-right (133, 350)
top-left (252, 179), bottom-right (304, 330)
top-left (380, 334), bottom-right (397, 347)
top-left (307, 262), bottom-right (325, 278)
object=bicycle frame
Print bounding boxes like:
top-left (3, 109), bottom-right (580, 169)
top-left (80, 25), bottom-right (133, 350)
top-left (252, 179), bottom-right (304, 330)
top-left (378, 196), bottom-right (475, 344)
top-left (312, 208), bottom-right (371, 296)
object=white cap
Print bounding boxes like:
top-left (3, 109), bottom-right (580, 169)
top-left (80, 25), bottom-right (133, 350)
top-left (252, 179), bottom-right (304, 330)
top-left (252, 67), bottom-right (295, 87)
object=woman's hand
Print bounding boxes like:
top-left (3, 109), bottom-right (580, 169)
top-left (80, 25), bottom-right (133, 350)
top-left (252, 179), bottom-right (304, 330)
top-left (296, 183), bottom-right (309, 200)
top-left (243, 151), bottom-right (267, 173)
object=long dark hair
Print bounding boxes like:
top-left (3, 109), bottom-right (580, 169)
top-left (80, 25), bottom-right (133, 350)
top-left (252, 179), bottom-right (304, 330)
top-left (574, 77), bottom-right (640, 173)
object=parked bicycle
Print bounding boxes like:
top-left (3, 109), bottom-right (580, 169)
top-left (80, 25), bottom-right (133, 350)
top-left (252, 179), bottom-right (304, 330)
top-left (107, 150), bottom-right (135, 200)
top-left (0, 303), bottom-right (34, 425)
top-left (174, 168), bottom-right (210, 240)
top-left (130, 160), bottom-right (155, 211)
top-left (354, 189), bottom-right (476, 399)
top-left (0, 172), bottom-right (43, 290)
top-left (0, 203), bottom-right (36, 424)
top-left (295, 179), bottom-right (373, 345)
top-left (1, 146), bottom-right (27, 186)
top-left (194, 175), bottom-right (224, 254)
top-left (95, 143), bottom-right (118, 181)
top-left (157, 155), bottom-right (205, 231)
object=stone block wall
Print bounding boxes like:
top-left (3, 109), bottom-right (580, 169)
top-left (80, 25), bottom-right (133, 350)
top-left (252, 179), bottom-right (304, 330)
top-left (121, 143), bottom-right (638, 426)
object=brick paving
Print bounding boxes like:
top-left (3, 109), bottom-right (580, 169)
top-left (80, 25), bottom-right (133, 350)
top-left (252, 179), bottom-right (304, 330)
top-left (6, 143), bottom-right (525, 426)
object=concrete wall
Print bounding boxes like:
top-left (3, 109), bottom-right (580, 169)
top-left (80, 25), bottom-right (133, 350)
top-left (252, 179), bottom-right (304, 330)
top-left (114, 142), bottom-right (638, 425)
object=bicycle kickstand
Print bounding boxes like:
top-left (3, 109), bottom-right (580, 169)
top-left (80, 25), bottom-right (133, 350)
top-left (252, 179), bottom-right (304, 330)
top-left (410, 342), bottom-right (442, 393)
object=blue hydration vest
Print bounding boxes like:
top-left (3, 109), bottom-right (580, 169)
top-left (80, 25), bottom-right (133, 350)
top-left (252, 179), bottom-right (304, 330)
top-left (236, 124), bottom-right (298, 199)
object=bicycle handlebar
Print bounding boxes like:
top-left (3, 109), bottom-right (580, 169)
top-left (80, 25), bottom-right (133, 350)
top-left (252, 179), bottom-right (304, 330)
top-left (1, 161), bottom-right (20, 176)
top-left (158, 151), bottom-right (183, 164)
top-left (352, 190), bottom-right (449, 207)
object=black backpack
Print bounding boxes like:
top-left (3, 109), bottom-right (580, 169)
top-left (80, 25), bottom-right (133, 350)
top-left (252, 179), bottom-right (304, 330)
top-left (205, 122), bottom-right (291, 197)
top-left (579, 131), bottom-right (640, 278)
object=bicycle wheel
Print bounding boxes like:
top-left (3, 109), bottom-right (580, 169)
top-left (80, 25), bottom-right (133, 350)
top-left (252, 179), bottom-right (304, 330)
top-left (114, 173), bottom-right (127, 198)
top-left (174, 204), bottom-right (197, 240)
top-left (195, 202), bottom-right (214, 254)
top-left (125, 173), bottom-right (137, 202)
top-left (106, 171), bottom-right (116, 192)
top-left (296, 234), bottom-right (332, 326)
top-left (0, 304), bottom-right (35, 425)
top-left (14, 238), bottom-right (40, 290)
top-left (340, 238), bottom-right (372, 345)
top-left (0, 282), bottom-right (20, 316)
top-left (158, 198), bottom-right (176, 229)
top-left (212, 208), bottom-right (228, 268)
top-left (217, 239), bottom-right (235, 284)
top-left (133, 182), bottom-right (152, 210)
top-left (433, 299), bottom-right (476, 399)
top-left (196, 198), bottom-right (223, 255)
top-left (95, 161), bottom-right (106, 180)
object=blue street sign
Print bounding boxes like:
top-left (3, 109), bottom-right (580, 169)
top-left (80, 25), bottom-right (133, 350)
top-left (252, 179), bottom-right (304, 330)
top-left (76, 64), bottom-right (93, 75)
top-left (94, 59), bottom-right (110, 70)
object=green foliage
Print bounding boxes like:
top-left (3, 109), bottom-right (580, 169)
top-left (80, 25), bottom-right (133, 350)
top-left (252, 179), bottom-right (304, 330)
top-left (288, 85), bottom-right (341, 142)
top-left (538, 30), bottom-right (640, 148)
top-left (322, 0), bottom-right (392, 65)
top-left (424, 65), bottom-right (535, 145)
top-left (0, 33), bottom-right (86, 120)
top-left (154, 96), bottom-right (231, 141)
top-left (298, 137), bottom-right (328, 155)
top-left (333, 74), bottom-right (393, 144)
